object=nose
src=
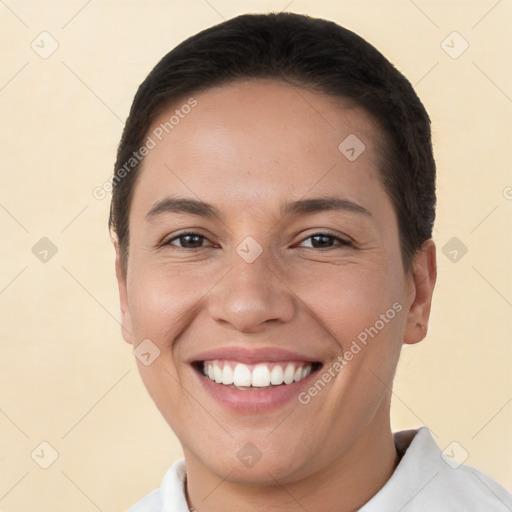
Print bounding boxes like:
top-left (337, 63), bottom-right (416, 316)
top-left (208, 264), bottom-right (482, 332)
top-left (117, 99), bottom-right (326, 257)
top-left (207, 251), bottom-right (296, 334)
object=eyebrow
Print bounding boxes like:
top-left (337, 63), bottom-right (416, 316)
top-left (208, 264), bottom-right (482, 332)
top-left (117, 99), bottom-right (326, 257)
top-left (146, 197), bottom-right (221, 220)
top-left (282, 197), bottom-right (371, 217)
top-left (145, 196), bottom-right (371, 220)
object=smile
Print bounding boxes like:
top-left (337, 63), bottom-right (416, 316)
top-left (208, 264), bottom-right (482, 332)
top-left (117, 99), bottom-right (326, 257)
top-left (189, 347), bottom-right (323, 411)
top-left (201, 360), bottom-right (318, 389)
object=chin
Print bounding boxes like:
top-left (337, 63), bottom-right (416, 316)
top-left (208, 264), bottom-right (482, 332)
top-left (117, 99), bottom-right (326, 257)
top-left (193, 438), bottom-right (313, 485)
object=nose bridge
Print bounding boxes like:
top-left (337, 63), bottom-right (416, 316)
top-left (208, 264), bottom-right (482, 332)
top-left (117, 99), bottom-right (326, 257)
top-left (207, 243), bottom-right (295, 332)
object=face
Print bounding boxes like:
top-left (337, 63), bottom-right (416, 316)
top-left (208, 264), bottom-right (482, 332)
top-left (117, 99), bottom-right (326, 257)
top-left (116, 80), bottom-right (435, 484)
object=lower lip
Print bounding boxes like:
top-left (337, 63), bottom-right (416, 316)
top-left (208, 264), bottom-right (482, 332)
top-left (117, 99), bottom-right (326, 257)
top-left (194, 367), bottom-right (320, 413)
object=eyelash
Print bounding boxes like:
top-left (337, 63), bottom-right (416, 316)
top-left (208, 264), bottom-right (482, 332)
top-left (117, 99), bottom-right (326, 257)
top-left (162, 231), bottom-right (353, 250)
top-left (163, 232), bottom-right (217, 250)
top-left (298, 233), bottom-right (352, 249)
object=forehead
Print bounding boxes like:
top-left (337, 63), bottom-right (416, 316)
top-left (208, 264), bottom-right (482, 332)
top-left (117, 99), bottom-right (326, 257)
top-left (132, 79), bottom-right (387, 216)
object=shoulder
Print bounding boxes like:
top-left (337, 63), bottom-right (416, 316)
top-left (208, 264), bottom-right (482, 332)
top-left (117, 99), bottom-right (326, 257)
top-left (448, 462), bottom-right (512, 510)
top-left (362, 427), bottom-right (512, 511)
top-left (126, 459), bottom-right (188, 512)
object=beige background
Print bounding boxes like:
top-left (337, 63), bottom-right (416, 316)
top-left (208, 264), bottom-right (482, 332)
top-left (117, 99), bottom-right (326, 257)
top-left (0, 0), bottom-right (511, 510)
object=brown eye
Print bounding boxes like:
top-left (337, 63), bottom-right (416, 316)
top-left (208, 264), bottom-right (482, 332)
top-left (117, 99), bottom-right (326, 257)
top-left (299, 233), bottom-right (351, 249)
top-left (167, 233), bottom-right (210, 249)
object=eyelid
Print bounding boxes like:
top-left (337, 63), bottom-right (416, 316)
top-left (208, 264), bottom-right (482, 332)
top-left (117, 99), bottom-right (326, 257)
top-left (296, 231), bottom-right (353, 248)
top-left (161, 230), bottom-right (215, 248)
top-left (160, 229), bottom-right (353, 250)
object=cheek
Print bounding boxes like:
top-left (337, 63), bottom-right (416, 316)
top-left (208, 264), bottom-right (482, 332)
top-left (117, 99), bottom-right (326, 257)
top-left (126, 266), bottom-right (211, 428)
top-left (290, 261), bottom-right (404, 348)
top-left (127, 263), bottom-right (210, 342)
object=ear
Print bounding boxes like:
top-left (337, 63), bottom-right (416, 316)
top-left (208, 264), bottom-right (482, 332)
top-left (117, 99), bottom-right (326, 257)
top-left (115, 243), bottom-right (133, 344)
top-left (403, 238), bottom-right (437, 345)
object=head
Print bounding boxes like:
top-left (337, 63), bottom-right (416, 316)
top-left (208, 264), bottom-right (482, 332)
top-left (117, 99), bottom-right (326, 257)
top-left (111, 12), bottom-right (436, 486)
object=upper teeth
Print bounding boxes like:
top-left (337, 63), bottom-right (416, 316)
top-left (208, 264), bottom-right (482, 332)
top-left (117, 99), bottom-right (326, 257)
top-left (203, 361), bottom-right (312, 388)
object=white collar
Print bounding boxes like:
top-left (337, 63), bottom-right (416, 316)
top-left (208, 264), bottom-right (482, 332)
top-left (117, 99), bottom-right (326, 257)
top-left (129, 427), bottom-right (512, 511)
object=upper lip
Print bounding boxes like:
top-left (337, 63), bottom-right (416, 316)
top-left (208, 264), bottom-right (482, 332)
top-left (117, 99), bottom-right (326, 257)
top-left (188, 346), bottom-right (321, 365)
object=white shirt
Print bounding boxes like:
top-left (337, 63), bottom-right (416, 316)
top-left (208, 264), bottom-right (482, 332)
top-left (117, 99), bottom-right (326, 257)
top-left (127, 427), bottom-right (512, 511)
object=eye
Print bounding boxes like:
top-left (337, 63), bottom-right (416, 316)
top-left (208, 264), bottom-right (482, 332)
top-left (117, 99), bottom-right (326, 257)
top-left (298, 233), bottom-right (352, 249)
top-left (165, 232), bottom-right (213, 249)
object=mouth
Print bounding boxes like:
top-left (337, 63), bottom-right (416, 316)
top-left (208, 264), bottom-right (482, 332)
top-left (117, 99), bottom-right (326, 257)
top-left (188, 346), bottom-right (324, 412)
top-left (192, 359), bottom-right (323, 390)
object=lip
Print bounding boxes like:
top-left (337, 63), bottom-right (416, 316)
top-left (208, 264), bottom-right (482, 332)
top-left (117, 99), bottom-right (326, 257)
top-left (188, 346), bottom-right (322, 413)
top-left (187, 346), bottom-right (320, 365)
top-left (194, 365), bottom-right (320, 413)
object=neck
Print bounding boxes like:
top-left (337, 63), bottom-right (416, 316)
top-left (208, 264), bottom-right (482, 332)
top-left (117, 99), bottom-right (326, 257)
top-left (184, 413), bottom-right (398, 512)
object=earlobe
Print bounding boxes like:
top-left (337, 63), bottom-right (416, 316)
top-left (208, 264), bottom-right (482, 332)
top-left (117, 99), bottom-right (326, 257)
top-left (403, 239), bottom-right (437, 345)
top-left (115, 244), bottom-right (133, 345)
